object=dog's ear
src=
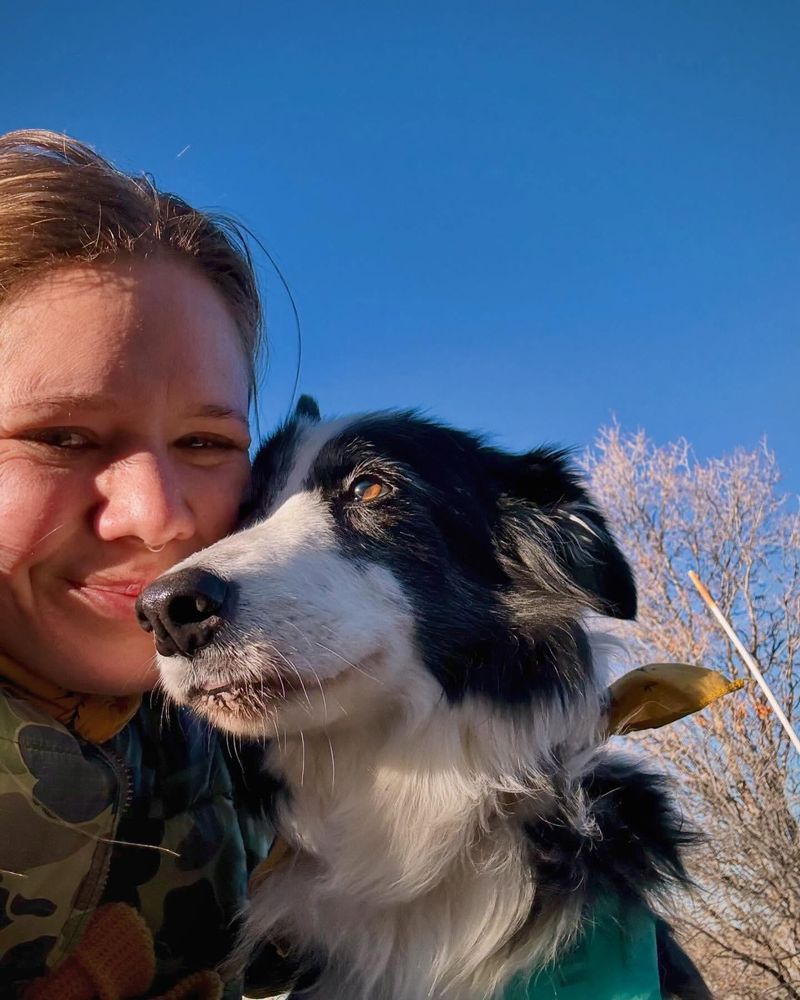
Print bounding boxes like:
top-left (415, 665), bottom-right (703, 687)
top-left (495, 448), bottom-right (637, 620)
top-left (294, 395), bottom-right (321, 422)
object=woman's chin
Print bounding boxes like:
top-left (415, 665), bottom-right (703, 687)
top-left (44, 637), bottom-right (159, 696)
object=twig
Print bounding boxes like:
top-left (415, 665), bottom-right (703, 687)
top-left (689, 570), bottom-right (800, 758)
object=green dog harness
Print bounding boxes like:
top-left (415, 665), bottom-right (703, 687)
top-left (502, 898), bottom-right (662, 1000)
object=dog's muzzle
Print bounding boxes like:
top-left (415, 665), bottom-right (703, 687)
top-left (136, 568), bottom-right (229, 658)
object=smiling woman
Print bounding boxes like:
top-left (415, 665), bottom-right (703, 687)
top-left (0, 130), bottom-right (272, 1000)
top-left (0, 259), bottom-right (252, 694)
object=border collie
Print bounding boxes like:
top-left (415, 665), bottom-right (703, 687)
top-left (138, 398), bottom-right (709, 1000)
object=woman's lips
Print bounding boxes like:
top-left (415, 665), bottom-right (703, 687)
top-left (67, 579), bottom-right (150, 621)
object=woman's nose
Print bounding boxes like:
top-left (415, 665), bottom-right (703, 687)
top-left (93, 452), bottom-right (196, 549)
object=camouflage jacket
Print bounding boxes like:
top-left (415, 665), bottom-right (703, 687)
top-left (0, 689), bottom-right (271, 998)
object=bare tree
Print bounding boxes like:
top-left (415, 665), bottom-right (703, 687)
top-left (583, 425), bottom-right (800, 999)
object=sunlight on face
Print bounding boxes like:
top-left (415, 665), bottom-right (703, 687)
top-left (0, 258), bottom-right (252, 694)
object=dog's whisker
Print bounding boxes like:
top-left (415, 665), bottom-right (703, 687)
top-left (312, 640), bottom-right (385, 687)
top-left (326, 731), bottom-right (336, 793)
top-left (263, 641), bottom-right (312, 708)
top-left (299, 730), bottom-right (306, 787)
top-left (29, 521), bottom-right (67, 552)
top-left (281, 657), bottom-right (314, 712)
top-left (283, 618), bottom-right (383, 686)
top-left (307, 664), bottom-right (329, 722)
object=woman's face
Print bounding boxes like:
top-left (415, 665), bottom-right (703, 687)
top-left (0, 257), bottom-right (251, 694)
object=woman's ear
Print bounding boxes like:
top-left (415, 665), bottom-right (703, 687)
top-left (495, 447), bottom-right (637, 620)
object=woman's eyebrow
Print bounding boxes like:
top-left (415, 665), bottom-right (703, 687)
top-left (8, 396), bottom-right (248, 426)
top-left (188, 404), bottom-right (249, 425)
top-left (8, 393), bottom-right (113, 413)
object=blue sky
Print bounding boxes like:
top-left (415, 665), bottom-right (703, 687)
top-left (3, 2), bottom-right (798, 491)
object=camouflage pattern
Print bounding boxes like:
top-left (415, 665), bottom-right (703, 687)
top-left (0, 690), bottom-right (271, 999)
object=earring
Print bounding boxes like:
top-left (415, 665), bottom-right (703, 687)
top-left (145, 543), bottom-right (166, 553)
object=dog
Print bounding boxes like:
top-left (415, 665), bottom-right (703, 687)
top-left (138, 397), bottom-right (710, 999)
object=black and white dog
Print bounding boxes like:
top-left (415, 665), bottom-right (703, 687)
top-left (138, 398), bottom-right (709, 1000)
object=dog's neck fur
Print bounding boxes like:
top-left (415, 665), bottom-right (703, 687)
top-left (242, 683), bottom-right (606, 1000)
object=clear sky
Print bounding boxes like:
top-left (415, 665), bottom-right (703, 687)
top-left (3, 2), bottom-right (798, 492)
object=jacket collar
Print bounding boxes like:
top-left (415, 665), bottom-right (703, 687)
top-left (0, 652), bottom-right (140, 742)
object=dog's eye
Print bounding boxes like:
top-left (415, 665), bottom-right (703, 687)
top-left (352, 477), bottom-right (386, 503)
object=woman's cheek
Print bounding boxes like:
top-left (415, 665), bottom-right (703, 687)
top-left (0, 459), bottom-right (78, 573)
top-left (192, 457), bottom-right (251, 543)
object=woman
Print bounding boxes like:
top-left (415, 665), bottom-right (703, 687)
top-left (0, 129), bottom-right (270, 999)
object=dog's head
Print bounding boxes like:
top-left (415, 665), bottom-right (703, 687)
top-left (138, 398), bottom-right (635, 738)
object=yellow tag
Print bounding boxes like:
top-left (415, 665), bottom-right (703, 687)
top-left (605, 662), bottom-right (744, 736)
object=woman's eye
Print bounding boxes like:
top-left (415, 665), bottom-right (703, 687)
top-left (27, 429), bottom-right (92, 450)
top-left (351, 477), bottom-right (387, 503)
top-left (178, 436), bottom-right (238, 451)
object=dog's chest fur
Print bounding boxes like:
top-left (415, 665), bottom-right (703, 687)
top-left (243, 696), bottom-right (637, 1000)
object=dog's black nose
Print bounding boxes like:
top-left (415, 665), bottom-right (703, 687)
top-left (136, 568), bottom-right (229, 658)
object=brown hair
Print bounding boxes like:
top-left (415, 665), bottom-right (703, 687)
top-left (0, 128), bottom-right (263, 392)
